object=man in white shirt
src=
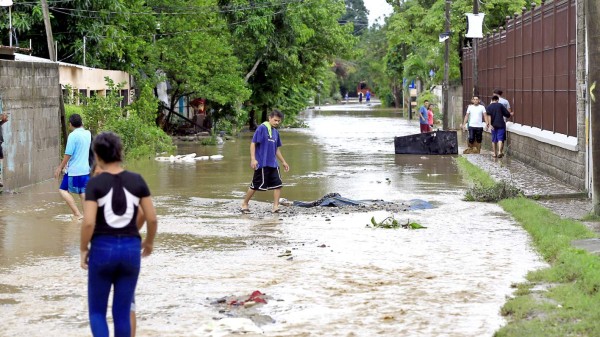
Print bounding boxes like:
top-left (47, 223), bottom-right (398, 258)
top-left (461, 96), bottom-right (487, 154)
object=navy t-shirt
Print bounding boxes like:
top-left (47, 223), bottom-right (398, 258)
top-left (486, 102), bottom-right (511, 129)
top-left (85, 171), bottom-right (151, 237)
top-left (252, 124), bottom-right (282, 168)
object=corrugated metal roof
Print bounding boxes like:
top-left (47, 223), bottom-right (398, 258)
top-left (14, 53), bottom-right (95, 70)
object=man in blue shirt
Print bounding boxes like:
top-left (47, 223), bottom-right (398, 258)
top-left (54, 114), bottom-right (91, 220)
top-left (241, 109), bottom-right (290, 213)
top-left (419, 100), bottom-right (430, 133)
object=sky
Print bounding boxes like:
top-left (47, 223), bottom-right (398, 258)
top-left (365, 0), bottom-right (394, 26)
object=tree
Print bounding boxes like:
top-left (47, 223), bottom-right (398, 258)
top-left (218, 0), bottom-right (353, 123)
top-left (341, 0), bottom-right (369, 35)
top-left (150, 0), bottom-right (250, 115)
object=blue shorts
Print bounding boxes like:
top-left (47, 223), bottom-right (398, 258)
top-left (59, 174), bottom-right (90, 194)
top-left (491, 128), bottom-right (506, 143)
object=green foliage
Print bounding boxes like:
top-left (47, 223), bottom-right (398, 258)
top-left (368, 215), bottom-right (426, 229)
top-left (220, 0), bottom-right (354, 120)
top-left (581, 213), bottom-right (600, 222)
top-left (418, 91), bottom-right (439, 107)
top-left (494, 197), bottom-right (600, 337)
top-left (106, 113), bottom-right (175, 160)
top-left (455, 156), bottom-right (522, 201)
top-left (200, 136), bottom-right (218, 146)
top-left (341, 0), bottom-right (369, 35)
top-left (464, 181), bottom-right (523, 202)
top-left (214, 105), bottom-right (248, 136)
top-left (81, 78), bottom-right (124, 136)
top-left (127, 80), bottom-right (159, 126)
top-left (64, 104), bottom-right (84, 121)
top-left (81, 78), bottom-right (174, 159)
top-left (454, 156), bottom-right (496, 188)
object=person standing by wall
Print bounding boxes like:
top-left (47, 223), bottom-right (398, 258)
top-left (54, 114), bottom-right (91, 220)
top-left (485, 95), bottom-right (512, 158)
top-left (492, 89), bottom-right (513, 118)
top-left (461, 96), bottom-right (487, 154)
top-left (427, 104), bottom-right (434, 132)
top-left (419, 100), bottom-right (430, 133)
top-left (81, 132), bottom-right (157, 337)
top-left (0, 111), bottom-right (8, 188)
top-left (241, 109), bottom-right (290, 214)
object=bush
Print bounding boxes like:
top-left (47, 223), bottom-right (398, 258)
top-left (332, 92), bottom-right (342, 103)
top-left (127, 80), bottom-right (159, 126)
top-left (465, 180), bottom-right (523, 202)
top-left (64, 104), bottom-right (84, 121)
top-left (106, 114), bottom-right (175, 160)
top-left (79, 77), bottom-right (174, 159)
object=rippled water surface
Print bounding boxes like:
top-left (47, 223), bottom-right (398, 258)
top-left (0, 105), bottom-right (545, 336)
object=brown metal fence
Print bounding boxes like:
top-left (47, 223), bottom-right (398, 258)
top-left (462, 0), bottom-right (576, 137)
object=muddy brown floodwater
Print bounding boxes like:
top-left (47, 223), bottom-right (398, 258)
top-left (0, 104), bottom-right (545, 336)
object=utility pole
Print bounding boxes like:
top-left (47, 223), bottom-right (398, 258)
top-left (587, 0), bottom-right (600, 214)
top-left (8, 5), bottom-right (11, 47)
top-left (40, 0), bottom-right (55, 61)
top-left (443, 0), bottom-right (451, 130)
top-left (83, 36), bottom-right (86, 66)
top-left (472, 0), bottom-right (479, 97)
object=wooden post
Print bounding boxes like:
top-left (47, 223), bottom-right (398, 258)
top-left (472, 0), bottom-right (479, 97)
top-left (443, 0), bottom-right (451, 130)
top-left (587, 0), bottom-right (600, 214)
top-left (40, 0), bottom-right (56, 61)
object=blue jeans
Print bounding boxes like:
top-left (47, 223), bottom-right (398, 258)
top-left (88, 235), bottom-right (141, 337)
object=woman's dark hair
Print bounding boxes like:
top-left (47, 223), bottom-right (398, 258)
top-left (69, 114), bottom-right (83, 128)
top-left (92, 132), bottom-right (123, 163)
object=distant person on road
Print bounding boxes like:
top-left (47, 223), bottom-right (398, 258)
top-left (461, 96), bottom-right (487, 154)
top-left (485, 95), bottom-right (512, 158)
top-left (359, 92), bottom-right (363, 104)
top-left (344, 92), bottom-right (349, 104)
top-left (54, 114), bottom-right (91, 220)
top-left (427, 104), bottom-right (434, 132)
top-left (419, 100), bottom-right (430, 133)
top-left (0, 111), bottom-right (8, 188)
top-left (81, 132), bottom-right (157, 337)
top-left (365, 90), bottom-right (371, 104)
top-left (241, 109), bottom-right (290, 214)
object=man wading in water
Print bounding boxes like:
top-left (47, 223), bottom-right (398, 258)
top-left (241, 109), bottom-right (290, 213)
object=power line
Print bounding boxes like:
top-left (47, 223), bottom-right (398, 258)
top-left (19, 0), bottom-right (311, 17)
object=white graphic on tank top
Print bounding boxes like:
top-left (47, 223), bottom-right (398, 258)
top-left (97, 188), bottom-right (140, 228)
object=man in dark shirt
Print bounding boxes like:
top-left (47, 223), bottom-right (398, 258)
top-left (485, 95), bottom-right (512, 158)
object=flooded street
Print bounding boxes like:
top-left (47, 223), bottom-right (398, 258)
top-left (0, 105), bottom-right (545, 336)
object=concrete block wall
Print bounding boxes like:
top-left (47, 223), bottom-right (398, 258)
top-left (0, 60), bottom-right (61, 190)
top-left (508, 134), bottom-right (585, 189)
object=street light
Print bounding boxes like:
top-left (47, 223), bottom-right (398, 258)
top-left (0, 0), bottom-right (13, 47)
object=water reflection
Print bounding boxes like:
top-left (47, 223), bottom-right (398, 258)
top-left (0, 107), bottom-right (544, 336)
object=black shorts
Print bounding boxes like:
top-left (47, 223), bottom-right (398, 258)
top-left (0, 144), bottom-right (3, 159)
top-left (250, 167), bottom-right (283, 191)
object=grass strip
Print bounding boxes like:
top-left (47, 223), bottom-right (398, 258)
top-left (455, 156), bottom-right (496, 188)
top-left (455, 156), bottom-right (600, 336)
